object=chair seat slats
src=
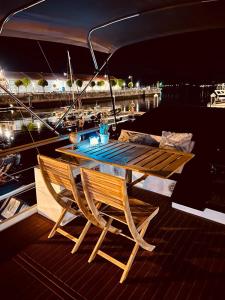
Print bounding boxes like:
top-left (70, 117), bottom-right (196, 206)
top-left (80, 167), bottom-right (159, 283)
top-left (101, 199), bottom-right (158, 227)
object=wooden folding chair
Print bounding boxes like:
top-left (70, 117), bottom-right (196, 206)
top-left (37, 154), bottom-right (95, 254)
top-left (80, 167), bottom-right (159, 283)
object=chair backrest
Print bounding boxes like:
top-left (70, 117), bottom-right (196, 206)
top-left (38, 154), bottom-right (73, 192)
top-left (80, 167), bottom-right (158, 251)
top-left (80, 167), bottom-right (127, 212)
top-left (37, 155), bottom-right (106, 227)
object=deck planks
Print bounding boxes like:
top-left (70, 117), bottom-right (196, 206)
top-left (0, 188), bottom-right (224, 300)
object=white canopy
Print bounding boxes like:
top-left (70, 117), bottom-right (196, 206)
top-left (1, 0), bottom-right (225, 53)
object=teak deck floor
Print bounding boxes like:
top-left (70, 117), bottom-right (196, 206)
top-left (0, 188), bottom-right (225, 300)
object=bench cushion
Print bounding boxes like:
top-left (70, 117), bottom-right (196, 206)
top-left (159, 131), bottom-right (193, 152)
top-left (118, 129), bottom-right (161, 146)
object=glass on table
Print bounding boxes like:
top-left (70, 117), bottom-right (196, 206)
top-left (111, 123), bottom-right (117, 132)
top-left (89, 135), bottom-right (100, 147)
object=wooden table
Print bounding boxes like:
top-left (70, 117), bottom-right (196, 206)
top-left (56, 140), bottom-right (194, 185)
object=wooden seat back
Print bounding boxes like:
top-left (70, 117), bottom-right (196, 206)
top-left (80, 167), bottom-right (158, 252)
top-left (37, 155), bottom-right (108, 227)
top-left (80, 167), bottom-right (127, 211)
top-left (38, 155), bottom-right (73, 192)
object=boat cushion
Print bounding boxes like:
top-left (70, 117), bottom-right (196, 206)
top-left (118, 129), bottom-right (161, 146)
top-left (159, 131), bottom-right (193, 152)
top-left (159, 131), bottom-right (194, 173)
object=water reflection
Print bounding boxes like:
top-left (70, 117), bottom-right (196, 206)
top-left (0, 96), bottom-right (156, 149)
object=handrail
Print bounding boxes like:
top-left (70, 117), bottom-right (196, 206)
top-left (0, 135), bottom-right (69, 158)
top-left (0, 127), bottom-right (100, 157)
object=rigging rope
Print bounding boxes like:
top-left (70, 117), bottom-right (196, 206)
top-left (36, 41), bottom-right (56, 77)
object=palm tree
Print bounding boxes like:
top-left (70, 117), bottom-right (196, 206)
top-left (14, 79), bottom-right (23, 93)
top-left (22, 77), bottom-right (31, 93)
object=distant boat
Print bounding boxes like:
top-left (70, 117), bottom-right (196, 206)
top-left (47, 105), bottom-right (122, 125)
top-left (208, 89), bottom-right (225, 108)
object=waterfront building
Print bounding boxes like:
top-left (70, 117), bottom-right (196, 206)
top-left (0, 70), bottom-right (121, 94)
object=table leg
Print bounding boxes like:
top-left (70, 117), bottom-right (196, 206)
top-left (126, 171), bottom-right (148, 190)
top-left (125, 170), bottom-right (132, 185)
top-left (59, 154), bottom-right (80, 165)
top-left (129, 174), bottom-right (148, 187)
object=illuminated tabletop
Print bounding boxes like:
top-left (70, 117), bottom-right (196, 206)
top-left (56, 140), bottom-right (194, 180)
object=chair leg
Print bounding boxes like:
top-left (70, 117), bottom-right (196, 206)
top-left (88, 218), bottom-right (112, 263)
top-left (120, 220), bottom-right (150, 284)
top-left (71, 220), bottom-right (92, 254)
top-left (48, 207), bottom-right (68, 239)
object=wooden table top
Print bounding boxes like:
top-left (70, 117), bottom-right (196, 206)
top-left (56, 140), bottom-right (194, 179)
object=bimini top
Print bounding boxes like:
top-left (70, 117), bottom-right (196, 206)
top-left (1, 0), bottom-right (225, 53)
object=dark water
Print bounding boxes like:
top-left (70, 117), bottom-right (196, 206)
top-left (0, 83), bottom-right (219, 150)
top-left (0, 96), bottom-right (155, 149)
top-left (0, 97), bottom-right (153, 120)
top-left (161, 84), bottom-right (214, 106)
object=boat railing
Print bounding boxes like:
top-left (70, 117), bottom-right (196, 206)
top-left (0, 134), bottom-right (71, 229)
top-left (0, 135), bottom-right (69, 158)
top-left (0, 126), bottom-right (99, 191)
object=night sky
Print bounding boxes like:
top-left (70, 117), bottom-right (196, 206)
top-left (1, 28), bottom-right (225, 84)
top-left (0, 36), bottom-right (107, 75)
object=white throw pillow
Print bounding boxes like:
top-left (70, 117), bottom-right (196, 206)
top-left (118, 130), bottom-right (161, 146)
top-left (159, 131), bottom-right (194, 173)
top-left (159, 131), bottom-right (193, 152)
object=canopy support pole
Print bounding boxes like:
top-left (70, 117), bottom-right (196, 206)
top-left (0, 0), bottom-right (46, 35)
top-left (106, 64), bottom-right (117, 125)
top-left (87, 14), bottom-right (140, 126)
top-left (87, 13), bottom-right (140, 71)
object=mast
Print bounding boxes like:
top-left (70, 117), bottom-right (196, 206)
top-left (67, 50), bottom-right (77, 108)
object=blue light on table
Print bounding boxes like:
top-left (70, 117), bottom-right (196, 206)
top-left (89, 135), bottom-right (99, 147)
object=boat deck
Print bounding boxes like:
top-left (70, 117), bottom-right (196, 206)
top-left (0, 188), bottom-right (224, 300)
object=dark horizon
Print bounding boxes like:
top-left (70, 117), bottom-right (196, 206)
top-left (1, 28), bottom-right (225, 84)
